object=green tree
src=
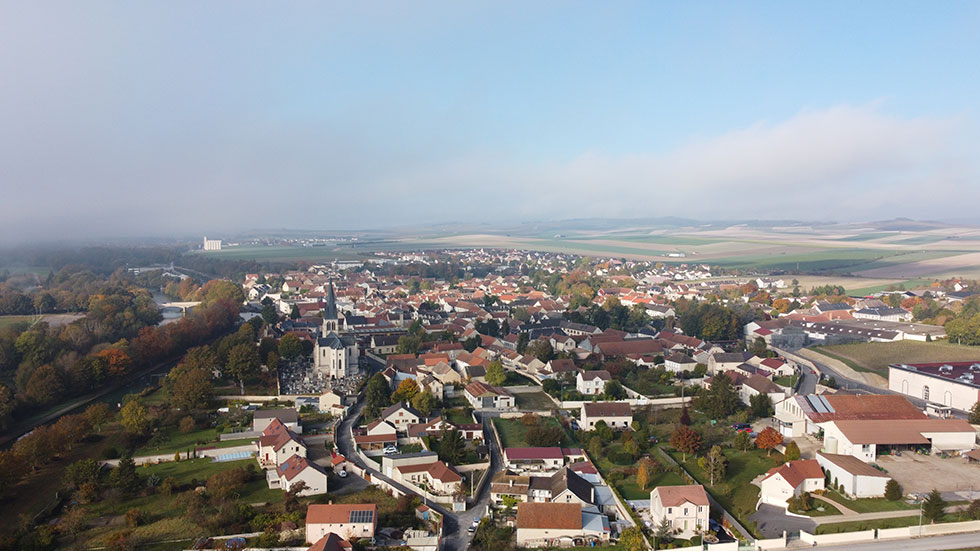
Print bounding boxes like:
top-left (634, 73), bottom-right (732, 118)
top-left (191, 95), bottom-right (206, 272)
top-left (411, 391), bottom-right (437, 417)
top-left (109, 455), bottom-right (141, 494)
top-left (168, 364), bottom-right (213, 410)
top-left (261, 304), bottom-right (279, 325)
top-left (604, 380), bottom-right (626, 399)
top-left (967, 499), bottom-right (980, 520)
top-left (226, 343), bottom-right (260, 394)
top-left (437, 428), bottom-right (465, 465)
top-left (749, 393), bottom-right (774, 419)
top-left (884, 479), bottom-right (903, 501)
top-left (969, 401), bottom-right (980, 424)
top-left (697, 371), bottom-right (740, 419)
top-left (277, 334), bottom-right (303, 360)
top-left (705, 445), bottom-right (727, 485)
top-left (733, 430), bottom-right (753, 451)
top-left (784, 440), bottom-right (801, 461)
top-left (619, 526), bottom-right (645, 551)
top-left (120, 400), bottom-right (150, 436)
top-left (516, 332), bottom-right (529, 354)
top-left (85, 402), bottom-right (113, 432)
top-left (289, 304), bottom-right (300, 319)
top-left (0, 383), bottom-right (13, 429)
top-left (922, 489), bottom-right (947, 524)
top-left (63, 459), bottom-right (100, 490)
top-left (485, 360), bottom-right (506, 386)
top-left (750, 336), bottom-right (768, 357)
top-left (365, 374), bottom-right (392, 418)
top-left (655, 517), bottom-right (673, 544)
top-left (396, 335), bottom-right (423, 355)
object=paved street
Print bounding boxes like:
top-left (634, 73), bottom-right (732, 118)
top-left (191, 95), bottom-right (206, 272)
top-left (810, 532), bottom-right (980, 551)
top-left (335, 394), bottom-right (501, 551)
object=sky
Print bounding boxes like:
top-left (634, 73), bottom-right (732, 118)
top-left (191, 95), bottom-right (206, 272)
top-left (1, 1), bottom-right (979, 243)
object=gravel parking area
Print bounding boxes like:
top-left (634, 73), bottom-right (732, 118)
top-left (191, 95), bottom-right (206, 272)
top-left (877, 453), bottom-right (980, 496)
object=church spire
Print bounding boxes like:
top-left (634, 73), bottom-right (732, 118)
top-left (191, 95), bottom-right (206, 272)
top-left (324, 280), bottom-right (338, 321)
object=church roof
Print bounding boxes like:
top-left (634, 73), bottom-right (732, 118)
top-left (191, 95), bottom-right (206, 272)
top-left (324, 280), bottom-right (338, 320)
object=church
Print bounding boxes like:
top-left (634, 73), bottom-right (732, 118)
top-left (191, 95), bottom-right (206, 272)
top-left (313, 282), bottom-right (359, 380)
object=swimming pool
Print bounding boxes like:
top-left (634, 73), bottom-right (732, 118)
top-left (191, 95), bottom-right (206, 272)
top-left (213, 450), bottom-right (255, 462)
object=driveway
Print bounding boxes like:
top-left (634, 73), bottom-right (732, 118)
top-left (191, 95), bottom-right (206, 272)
top-left (877, 453), bottom-right (980, 496)
top-left (749, 504), bottom-right (816, 538)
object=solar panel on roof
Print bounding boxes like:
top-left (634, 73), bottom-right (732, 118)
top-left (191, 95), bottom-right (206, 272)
top-left (350, 510), bottom-right (374, 523)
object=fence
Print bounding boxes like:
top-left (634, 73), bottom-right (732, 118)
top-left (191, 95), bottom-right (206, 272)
top-left (559, 395), bottom-right (692, 409)
top-left (752, 535), bottom-right (786, 550)
top-left (799, 529), bottom-right (875, 546)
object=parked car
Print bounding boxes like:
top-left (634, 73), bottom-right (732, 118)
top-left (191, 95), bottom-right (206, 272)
top-left (338, 469), bottom-right (348, 478)
top-left (731, 423), bottom-right (750, 431)
top-left (383, 445), bottom-right (398, 454)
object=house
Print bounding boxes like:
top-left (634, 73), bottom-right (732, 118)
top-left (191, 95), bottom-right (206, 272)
top-left (270, 454), bottom-right (329, 496)
top-left (580, 402), bottom-right (632, 431)
top-left (816, 452), bottom-right (891, 498)
top-left (575, 370), bottom-right (611, 395)
top-left (253, 409), bottom-right (301, 433)
top-left (515, 502), bottom-right (610, 547)
top-left (306, 503), bottom-right (377, 543)
top-left (649, 485), bottom-right (710, 539)
top-left (758, 459), bottom-right (825, 507)
top-left (528, 467), bottom-right (595, 505)
top-left (257, 418), bottom-right (307, 468)
top-left (822, 418), bottom-right (976, 462)
top-left (490, 471), bottom-right (532, 504)
top-left (853, 307), bottom-right (912, 322)
top-left (504, 447), bottom-right (585, 473)
top-left (308, 533), bottom-right (352, 551)
top-left (708, 352), bottom-right (754, 375)
top-left (464, 381), bottom-right (515, 410)
top-left (664, 353), bottom-right (697, 374)
top-left (379, 402), bottom-right (422, 432)
top-left (394, 460), bottom-right (463, 495)
top-left (319, 390), bottom-right (346, 415)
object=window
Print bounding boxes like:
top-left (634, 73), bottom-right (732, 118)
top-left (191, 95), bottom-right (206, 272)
top-left (667, 508), bottom-right (672, 514)
top-left (923, 386), bottom-right (930, 401)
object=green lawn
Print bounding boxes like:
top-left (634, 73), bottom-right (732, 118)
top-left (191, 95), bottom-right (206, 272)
top-left (444, 407), bottom-right (475, 425)
top-left (514, 391), bottom-right (557, 411)
top-left (815, 513), bottom-right (964, 534)
top-left (617, 470), bottom-right (687, 500)
top-left (136, 427), bottom-right (254, 456)
top-left (822, 489), bottom-right (916, 513)
top-left (492, 416), bottom-right (575, 448)
top-left (0, 315), bottom-right (35, 330)
top-left (138, 457), bottom-right (252, 484)
top-left (503, 371), bottom-right (536, 386)
top-left (790, 500), bottom-right (841, 517)
top-left (810, 341), bottom-right (980, 375)
top-left (667, 447), bottom-right (782, 535)
top-left (773, 375), bottom-right (798, 388)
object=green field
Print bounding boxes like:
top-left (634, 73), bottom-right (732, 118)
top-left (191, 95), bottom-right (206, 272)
top-left (846, 278), bottom-right (935, 296)
top-left (810, 341), bottom-right (980, 375)
top-left (0, 315), bottom-right (35, 330)
top-left (815, 513), bottom-right (964, 534)
top-left (513, 390), bottom-right (557, 411)
top-left (135, 427), bottom-right (254, 456)
top-left (492, 416), bottom-right (574, 448)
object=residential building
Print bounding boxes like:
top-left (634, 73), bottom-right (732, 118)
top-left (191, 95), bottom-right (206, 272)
top-left (464, 381), bottom-right (515, 409)
top-left (575, 370), bottom-right (611, 395)
top-left (306, 503), bottom-right (377, 543)
top-left (580, 402), bottom-right (632, 431)
top-left (379, 402), bottom-right (422, 432)
top-left (758, 459), bottom-right (825, 507)
top-left (253, 408), bottom-right (301, 433)
top-left (257, 418), bottom-right (306, 468)
top-left (515, 502), bottom-right (610, 547)
top-left (649, 485), bottom-right (710, 538)
top-left (270, 454), bottom-right (329, 496)
top-left (503, 447), bottom-right (585, 474)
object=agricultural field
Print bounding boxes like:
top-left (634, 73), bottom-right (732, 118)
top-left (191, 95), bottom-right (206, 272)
top-left (809, 341), bottom-right (980, 375)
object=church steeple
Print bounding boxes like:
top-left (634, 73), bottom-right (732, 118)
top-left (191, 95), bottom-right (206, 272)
top-left (322, 280), bottom-right (339, 334)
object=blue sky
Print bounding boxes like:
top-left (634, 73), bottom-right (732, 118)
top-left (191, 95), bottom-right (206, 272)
top-left (1, 1), bottom-right (979, 241)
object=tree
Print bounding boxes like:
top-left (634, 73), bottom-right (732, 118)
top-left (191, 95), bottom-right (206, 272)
top-left (60, 506), bottom-right (88, 541)
top-left (749, 393), bottom-right (774, 419)
top-left (289, 304), bottom-right (300, 319)
top-left (261, 304), bottom-right (279, 326)
top-left (922, 489), bottom-right (947, 524)
top-left (0, 383), bottom-right (13, 429)
top-left (755, 427), bottom-right (783, 456)
top-left (670, 425), bottom-right (702, 461)
top-left (411, 391), bottom-right (437, 417)
top-left (884, 479), bottom-right (903, 501)
top-left (396, 335), bottom-right (422, 355)
top-left (784, 440), bottom-right (801, 461)
top-left (179, 415), bottom-right (196, 433)
top-left (63, 459), bottom-right (100, 490)
top-left (619, 526), bottom-right (645, 551)
top-left (277, 334), bottom-right (303, 360)
top-left (485, 360), bottom-right (506, 386)
top-left (967, 499), bottom-right (980, 520)
top-left (636, 458), bottom-right (654, 490)
top-left (679, 405), bottom-right (691, 426)
top-left (437, 428), bottom-right (465, 465)
top-left (750, 337), bottom-right (768, 357)
top-left (168, 364), bottom-right (213, 410)
top-left (655, 517), bottom-right (673, 544)
top-left (970, 401), bottom-right (980, 424)
top-left (364, 374), bottom-right (392, 418)
top-left (120, 400), bottom-right (150, 436)
top-left (703, 445), bottom-right (727, 485)
top-left (593, 420), bottom-right (615, 443)
top-left (516, 332), bottom-right (529, 354)
top-left (604, 380), bottom-right (626, 399)
top-left (226, 343), bottom-right (260, 394)
top-left (697, 371), bottom-right (740, 419)
top-left (391, 378), bottom-right (420, 403)
top-left (85, 402), bottom-right (113, 431)
top-left (97, 348), bottom-right (132, 378)
top-left (462, 335), bottom-right (481, 353)
top-left (110, 456), bottom-right (141, 494)
top-left (733, 430), bottom-right (753, 451)
top-left (526, 340), bottom-right (555, 363)
top-left (526, 424), bottom-right (564, 447)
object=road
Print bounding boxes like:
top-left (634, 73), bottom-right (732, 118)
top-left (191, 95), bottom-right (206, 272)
top-left (335, 395), bottom-right (500, 551)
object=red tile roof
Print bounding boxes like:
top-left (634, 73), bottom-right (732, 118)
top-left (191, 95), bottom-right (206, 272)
top-left (653, 485), bottom-right (709, 507)
top-left (306, 503), bottom-right (377, 525)
top-left (517, 502), bottom-right (581, 530)
top-left (762, 460), bottom-right (824, 489)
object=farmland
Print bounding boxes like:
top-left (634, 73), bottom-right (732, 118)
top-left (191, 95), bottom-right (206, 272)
top-left (809, 341), bottom-right (980, 375)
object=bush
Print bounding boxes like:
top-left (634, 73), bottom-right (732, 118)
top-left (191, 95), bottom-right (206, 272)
top-left (125, 508), bottom-right (145, 528)
top-left (884, 479), bottom-right (903, 501)
top-left (179, 416), bottom-right (196, 433)
top-left (102, 446), bottom-right (121, 460)
top-left (784, 441), bottom-right (801, 461)
top-left (968, 499), bottom-right (980, 520)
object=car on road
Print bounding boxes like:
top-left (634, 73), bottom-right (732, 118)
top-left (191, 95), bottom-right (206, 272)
top-left (383, 445), bottom-right (398, 454)
top-left (338, 469), bottom-right (348, 478)
top-left (731, 423), bottom-right (751, 432)
top-left (468, 519), bottom-right (480, 533)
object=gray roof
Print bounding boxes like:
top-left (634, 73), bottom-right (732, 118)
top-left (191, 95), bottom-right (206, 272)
top-left (324, 280), bottom-right (338, 320)
top-left (254, 408), bottom-right (298, 423)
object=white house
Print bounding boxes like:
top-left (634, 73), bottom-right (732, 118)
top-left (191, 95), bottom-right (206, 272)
top-left (464, 381), bottom-right (515, 410)
top-left (256, 418), bottom-right (307, 468)
top-left (758, 459), bottom-right (825, 508)
top-left (379, 402), bottom-right (422, 432)
top-left (649, 485), bottom-right (710, 539)
top-left (664, 353), bottom-right (697, 374)
top-left (270, 454), bottom-right (329, 496)
top-left (816, 452), bottom-right (891, 498)
top-left (575, 370), bottom-right (611, 395)
top-left (580, 402), bottom-right (632, 431)
top-left (306, 503), bottom-right (377, 543)
top-left (253, 409), bottom-right (301, 433)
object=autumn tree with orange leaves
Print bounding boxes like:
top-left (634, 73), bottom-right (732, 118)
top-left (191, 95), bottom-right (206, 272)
top-left (755, 427), bottom-right (783, 456)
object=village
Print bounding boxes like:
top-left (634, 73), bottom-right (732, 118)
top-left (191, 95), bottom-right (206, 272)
top-left (113, 250), bottom-right (979, 551)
